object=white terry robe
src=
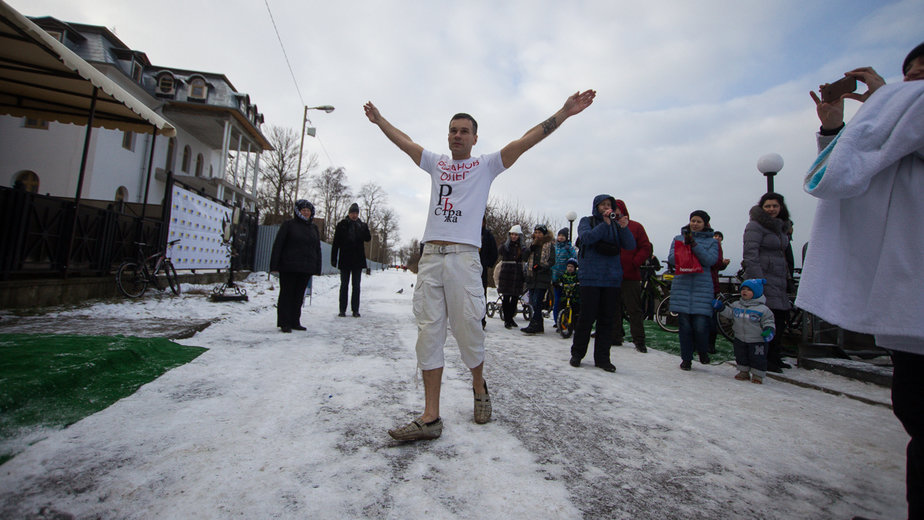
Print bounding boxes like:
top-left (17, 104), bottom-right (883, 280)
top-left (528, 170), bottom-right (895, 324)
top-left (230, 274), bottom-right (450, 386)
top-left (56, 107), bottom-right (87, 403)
top-left (797, 80), bottom-right (924, 354)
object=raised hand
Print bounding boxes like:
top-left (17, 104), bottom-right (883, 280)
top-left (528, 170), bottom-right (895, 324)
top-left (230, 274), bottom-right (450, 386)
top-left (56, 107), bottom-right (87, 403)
top-left (563, 90), bottom-right (597, 117)
top-left (843, 67), bottom-right (886, 102)
top-left (363, 101), bottom-right (382, 124)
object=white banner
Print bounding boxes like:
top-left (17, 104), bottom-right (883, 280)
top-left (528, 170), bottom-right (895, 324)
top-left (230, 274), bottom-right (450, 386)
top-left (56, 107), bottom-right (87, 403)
top-left (167, 185), bottom-right (231, 270)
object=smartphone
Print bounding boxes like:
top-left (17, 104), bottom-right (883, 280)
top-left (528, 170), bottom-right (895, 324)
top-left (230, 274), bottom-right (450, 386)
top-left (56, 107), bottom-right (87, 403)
top-left (821, 76), bottom-right (857, 103)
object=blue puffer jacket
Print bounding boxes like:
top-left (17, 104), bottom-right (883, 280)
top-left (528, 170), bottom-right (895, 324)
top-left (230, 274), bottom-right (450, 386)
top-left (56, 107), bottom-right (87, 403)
top-left (576, 194), bottom-right (636, 288)
top-left (552, 240), bottom-right (577, 283)
top-left (668, 227), bottom-right (719, 316)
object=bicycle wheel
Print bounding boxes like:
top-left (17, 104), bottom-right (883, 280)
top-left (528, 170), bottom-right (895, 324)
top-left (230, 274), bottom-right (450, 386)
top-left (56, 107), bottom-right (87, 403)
top-left (522, 302), bottom-right (533, 321)
top-left (486, 301), bottom-right (497, 318)
top-left (715, 294), bottom-right (740, 341)
top-left (116, 261), bottom-right (147, 298)
top-left (164, 261), bottom-right (181, 295)
top-left (558, 307), bottom-right (574, 338)
top-left (655, 296), bottom-right (679, 333)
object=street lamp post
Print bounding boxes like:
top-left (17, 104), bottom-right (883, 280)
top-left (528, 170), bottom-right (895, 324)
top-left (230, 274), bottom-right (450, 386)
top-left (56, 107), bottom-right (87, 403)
top-left (294, 104), bottom-right (335, 205)
top-left (566, 211), bottom-right (577, 242)
top-left (757, 152), bottom-right (784, 194)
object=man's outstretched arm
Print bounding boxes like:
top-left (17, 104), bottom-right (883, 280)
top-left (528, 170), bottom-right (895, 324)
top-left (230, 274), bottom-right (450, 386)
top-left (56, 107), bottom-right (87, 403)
top-left (364, 101), bottom-right (423, 165)
top-left (500, 89), bottom-right (596, 169)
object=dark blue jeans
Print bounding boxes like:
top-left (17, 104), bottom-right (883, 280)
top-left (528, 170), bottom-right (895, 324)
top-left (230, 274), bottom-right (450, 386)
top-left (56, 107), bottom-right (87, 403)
top-left (528, 287), bottom-right (547, 328)
top-left (732, 339), bottom-right (768, 375)
top-left (552, 285), bottom-right (563, 324)
top-left (677, 312), bottom-right (710, 362)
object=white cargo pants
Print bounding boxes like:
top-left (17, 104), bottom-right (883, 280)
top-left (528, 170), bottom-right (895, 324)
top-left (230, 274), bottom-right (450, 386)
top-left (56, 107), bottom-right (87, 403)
top-left (414, 243), bottom-right (486, 370)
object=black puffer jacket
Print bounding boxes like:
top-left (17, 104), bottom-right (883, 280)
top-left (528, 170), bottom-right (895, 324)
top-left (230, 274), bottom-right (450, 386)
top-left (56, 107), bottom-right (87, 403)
top-left (270, 217), bottom-right (322, 274)
top-left (331, 218), bottom-right (371, 270)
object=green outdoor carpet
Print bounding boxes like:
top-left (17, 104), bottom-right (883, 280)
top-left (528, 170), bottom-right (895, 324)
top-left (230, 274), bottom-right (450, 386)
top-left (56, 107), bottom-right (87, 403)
top-left (0, 333), bottom-right (206, 465)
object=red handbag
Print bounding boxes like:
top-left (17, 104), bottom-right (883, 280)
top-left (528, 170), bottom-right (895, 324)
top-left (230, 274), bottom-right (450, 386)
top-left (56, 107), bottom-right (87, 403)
top-left (673, 240), bottom-right (703, 274)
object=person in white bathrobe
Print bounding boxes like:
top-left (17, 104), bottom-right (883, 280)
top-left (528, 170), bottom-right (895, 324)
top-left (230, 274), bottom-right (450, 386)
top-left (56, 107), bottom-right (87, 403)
top-left (800, 42), bottom-right (924, 519)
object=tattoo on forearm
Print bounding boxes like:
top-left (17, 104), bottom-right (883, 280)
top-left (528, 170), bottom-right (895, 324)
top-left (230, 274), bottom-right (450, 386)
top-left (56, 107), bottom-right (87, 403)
top-left (541, 116), bottom-right (558, 135)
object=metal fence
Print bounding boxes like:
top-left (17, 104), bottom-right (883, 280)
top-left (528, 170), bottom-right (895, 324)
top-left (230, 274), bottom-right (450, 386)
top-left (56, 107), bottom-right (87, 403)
top-left (254, 225), bottom-right (385, 275)
top-left (0, 185), bottom-right (257, 280)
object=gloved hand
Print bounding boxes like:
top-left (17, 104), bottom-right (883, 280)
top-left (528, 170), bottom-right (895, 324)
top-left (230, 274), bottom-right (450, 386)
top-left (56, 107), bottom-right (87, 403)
top-left (762, 327), bottom-right (775, 342)
top-left (711, 299), bottom-right (724, 311)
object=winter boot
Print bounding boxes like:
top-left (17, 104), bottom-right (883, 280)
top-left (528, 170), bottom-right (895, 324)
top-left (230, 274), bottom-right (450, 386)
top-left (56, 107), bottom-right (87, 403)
top-left (635, 340), bottom-right (647, 353)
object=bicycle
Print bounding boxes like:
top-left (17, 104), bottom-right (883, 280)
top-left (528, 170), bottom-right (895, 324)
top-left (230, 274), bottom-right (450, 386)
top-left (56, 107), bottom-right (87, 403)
top-left (640, 268), bottom-right (672, 323)
top-left (556, 282), bottom-right (580, 338)
top-left (116, 239), bottom-right (182, 298)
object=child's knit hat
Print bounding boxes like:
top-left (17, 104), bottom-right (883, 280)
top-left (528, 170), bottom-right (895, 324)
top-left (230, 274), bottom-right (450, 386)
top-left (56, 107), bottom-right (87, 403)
top-left (558, 227), bottom-right (569, 239)
top-left (740, 278), bottom-right (767, 298)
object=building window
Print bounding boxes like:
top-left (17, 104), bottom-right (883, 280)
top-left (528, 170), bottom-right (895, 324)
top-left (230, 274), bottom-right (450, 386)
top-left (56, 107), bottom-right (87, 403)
top-left (131, 61), bottom-right (143, 82)
top-left (157, 73), bottom-right (175, 96)
top-left (122, 131), bottom-right (135, 151)
top-left (165, 137), bottom-right (176, 172)
top-left (195, 154), bottom-right (204, 177)
top-left (13, 171), bottom-right (40, 193)
top-left (23, 118), bottom-right (49, 129)
top-left (181, 145), bottom-right (191, 173)
top-left (189, 78), bottom-right (208, 100)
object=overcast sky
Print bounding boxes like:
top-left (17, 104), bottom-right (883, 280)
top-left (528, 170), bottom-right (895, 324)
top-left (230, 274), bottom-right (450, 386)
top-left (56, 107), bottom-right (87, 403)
top-left (11, 0), bottom-right (923, 266)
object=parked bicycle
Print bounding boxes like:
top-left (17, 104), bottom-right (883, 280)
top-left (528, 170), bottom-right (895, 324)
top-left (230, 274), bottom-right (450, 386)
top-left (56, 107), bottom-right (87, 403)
top-left (116, 239), bottom-right (181, 298)
top-left (556, 282), bottom-right (580, 338)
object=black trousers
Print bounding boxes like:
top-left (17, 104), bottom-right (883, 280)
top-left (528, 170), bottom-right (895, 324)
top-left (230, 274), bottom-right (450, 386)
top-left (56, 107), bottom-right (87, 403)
top-left (571, 286), bottom-right (620, 365)
top-left (339, 267), bottom-right (363, 314)
top-left (501, 294), bottom-right (519, 324)
top-left (277, 271), bottom-right (311, 328)
top-left (767, 309), bottom-right (788, 367)
top-left (892, 350), bottom-right (924, 519)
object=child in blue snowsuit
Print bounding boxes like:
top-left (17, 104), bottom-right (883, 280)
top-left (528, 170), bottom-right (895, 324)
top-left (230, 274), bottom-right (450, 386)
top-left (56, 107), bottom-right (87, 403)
top-left (713, 278), bottom-right (776, 384)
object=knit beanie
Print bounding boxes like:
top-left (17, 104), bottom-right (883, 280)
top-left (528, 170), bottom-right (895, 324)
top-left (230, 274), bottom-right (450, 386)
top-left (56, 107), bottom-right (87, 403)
top-left (558, 227), bottom-right (569, 240)
top-left (295, 199), bottom-right (314, 219)
top-left (903, 41), bottom-right (924, 75)
top-left (689, 209), bottom-right (710, 225)
top-left (535, 224), bottom-right (549, 235)
top-left (740, 278), bottom-right (766, 299)
top-left (348, 202), bottom-right (360, 214)
top-left (509, 224), bottom-right (523, 235)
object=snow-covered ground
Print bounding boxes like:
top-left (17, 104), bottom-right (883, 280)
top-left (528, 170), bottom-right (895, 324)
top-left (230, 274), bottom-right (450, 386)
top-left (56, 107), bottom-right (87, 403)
top-left (0, 270), bottom-right (909, 519)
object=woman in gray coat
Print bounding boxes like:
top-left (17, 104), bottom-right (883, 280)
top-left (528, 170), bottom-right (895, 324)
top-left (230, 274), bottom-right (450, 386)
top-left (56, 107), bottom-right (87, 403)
top-left (742, 192), bottom-right (793, 372)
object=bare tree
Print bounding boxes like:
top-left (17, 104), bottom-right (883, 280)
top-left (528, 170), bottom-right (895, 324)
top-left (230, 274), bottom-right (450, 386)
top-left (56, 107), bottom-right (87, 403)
top-left (358, 182), bottom-right (387, 260)
top-left (311, 166), bottom-right (352, 241)
top-left (256, 126), bottom-right (318, 224)
top-left (376, 207), bottom-right (400, 264)
top-left (484, 196), bottom-right (553, 248)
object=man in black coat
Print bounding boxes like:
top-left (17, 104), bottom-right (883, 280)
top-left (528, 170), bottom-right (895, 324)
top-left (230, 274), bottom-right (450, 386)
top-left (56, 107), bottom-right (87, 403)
top-left (331, 203), bottom-right (372, 317)
top-left (479, 217), bottom-right (499, 329)
top-left (270, 200), bottom-right (322, 332)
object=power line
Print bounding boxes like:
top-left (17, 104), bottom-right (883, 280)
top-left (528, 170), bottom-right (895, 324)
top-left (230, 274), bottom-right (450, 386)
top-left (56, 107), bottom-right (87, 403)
top-left (263, 0), bottom-right (303, 106)
top-left (263, 0), bottom-right (337, 167)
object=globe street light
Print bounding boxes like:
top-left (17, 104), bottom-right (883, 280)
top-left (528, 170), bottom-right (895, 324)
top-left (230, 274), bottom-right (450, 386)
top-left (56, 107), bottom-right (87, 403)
top-left (566, 210), bottom-right (577, 242)
top-left (757, 152), bottom-right (784, 194)
top-left (294, 105), bottom-right (335, 205)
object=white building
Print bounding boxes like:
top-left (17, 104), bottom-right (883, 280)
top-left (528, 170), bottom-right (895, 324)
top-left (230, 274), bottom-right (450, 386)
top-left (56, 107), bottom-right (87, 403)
top-left (0, 15), bottom-right (271, 210)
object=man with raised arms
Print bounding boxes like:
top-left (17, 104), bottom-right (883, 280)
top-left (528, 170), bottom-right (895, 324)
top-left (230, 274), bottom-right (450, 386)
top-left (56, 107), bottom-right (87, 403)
top-left (364, 90), bottom-right (596, 441)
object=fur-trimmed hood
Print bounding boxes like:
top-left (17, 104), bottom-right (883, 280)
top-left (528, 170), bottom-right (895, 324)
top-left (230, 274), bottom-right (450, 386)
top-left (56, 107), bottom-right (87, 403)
top-left (749, 205), bottom-right (792, 235)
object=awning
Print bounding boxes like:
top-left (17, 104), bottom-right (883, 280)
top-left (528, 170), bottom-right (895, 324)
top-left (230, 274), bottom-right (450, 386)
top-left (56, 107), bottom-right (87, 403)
top-left (0, 0), bottom-right (176, 136)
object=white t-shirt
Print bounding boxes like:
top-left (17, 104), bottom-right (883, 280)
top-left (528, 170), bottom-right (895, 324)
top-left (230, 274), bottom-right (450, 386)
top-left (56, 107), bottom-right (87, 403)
top-left (418, 149), bottom-right (506, 247)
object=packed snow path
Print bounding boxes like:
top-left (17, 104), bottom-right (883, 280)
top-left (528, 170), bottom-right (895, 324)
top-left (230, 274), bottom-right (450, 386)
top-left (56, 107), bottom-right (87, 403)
top-left (0, 271), bottom-right (908, 519)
